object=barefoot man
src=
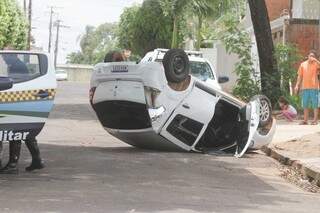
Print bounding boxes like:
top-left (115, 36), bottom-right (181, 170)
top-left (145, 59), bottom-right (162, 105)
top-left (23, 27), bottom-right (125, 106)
top-left (295, 51), bottom-right (320, 125)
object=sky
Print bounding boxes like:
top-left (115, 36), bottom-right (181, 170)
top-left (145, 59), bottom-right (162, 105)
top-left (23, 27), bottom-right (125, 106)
top-left (18, 0), bottom-right (143, 64)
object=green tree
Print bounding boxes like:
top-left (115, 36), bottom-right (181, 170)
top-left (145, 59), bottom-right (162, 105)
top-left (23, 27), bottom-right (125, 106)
top-left (274, 43), bottom-right (302, 94)
top-left (190, 0), bottom-right (215, 50)
top-left (274, 43), bottom-right (302, 111)
top-left (118, 0), bottom-right (175, 56)
top-left (0, 0), bottom-right (27, 49)
top-left (117, 5), bottom-right (140, 52)
top-left (215, 13), bottom-right (260, 101)
top-left (159, 0), bottom-right (189, 48)
top-left (67, 23), bottom-right (118, 64)
top-left (160, 0), bottom-right (240, 50)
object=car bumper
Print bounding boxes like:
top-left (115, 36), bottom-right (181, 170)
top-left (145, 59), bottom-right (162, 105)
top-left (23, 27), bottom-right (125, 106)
top-left (251, 118), bottom-right (276, 149)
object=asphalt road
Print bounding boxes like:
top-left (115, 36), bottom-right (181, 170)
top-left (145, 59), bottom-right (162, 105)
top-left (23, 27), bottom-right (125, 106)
top-left (0, 82), bottom-right (319, 213)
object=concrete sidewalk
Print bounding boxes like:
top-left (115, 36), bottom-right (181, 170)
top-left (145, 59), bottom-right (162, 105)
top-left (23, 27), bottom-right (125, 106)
top-left (266, 120), bottom-right (320, 186)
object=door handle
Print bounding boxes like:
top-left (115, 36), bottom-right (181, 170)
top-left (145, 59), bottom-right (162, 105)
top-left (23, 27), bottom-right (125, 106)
top-left (182, 103), bottom-right (190, 109)
top-left (35, 90), bottom-right (49, 99)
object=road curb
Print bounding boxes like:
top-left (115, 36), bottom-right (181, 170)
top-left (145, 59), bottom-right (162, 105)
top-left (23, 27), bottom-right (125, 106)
top-left (261, 146), bottom-right (320, 187)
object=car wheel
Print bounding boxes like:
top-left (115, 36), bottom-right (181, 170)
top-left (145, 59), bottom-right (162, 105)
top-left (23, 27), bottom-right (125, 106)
top-left (251, 95), bottom-right (272, 127)
top-left (163, 49), bottom-right (190, 83)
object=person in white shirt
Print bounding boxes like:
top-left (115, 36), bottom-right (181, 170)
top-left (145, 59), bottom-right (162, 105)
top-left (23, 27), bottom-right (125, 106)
top-left (277, 96), bottom-right (297, 122)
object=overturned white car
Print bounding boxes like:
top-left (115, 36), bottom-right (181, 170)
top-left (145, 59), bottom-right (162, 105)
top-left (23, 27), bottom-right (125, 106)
top-left (90, 49), bottom-right (276, 157)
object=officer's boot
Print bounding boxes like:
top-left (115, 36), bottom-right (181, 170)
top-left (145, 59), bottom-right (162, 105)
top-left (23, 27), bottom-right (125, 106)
top-left (25, 139), bottom-right (44, 172)
top-left (0, 141), bottom-right (21, 174)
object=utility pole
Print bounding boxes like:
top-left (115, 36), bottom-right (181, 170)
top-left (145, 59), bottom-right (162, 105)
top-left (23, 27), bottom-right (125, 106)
top-left (48, 7), bottom-right (54, 53)
top-left (47, 6), bottom-right (62, 53)
top-left (54, 20), bottom-right (70, 68)
top-left (54, 20), bottom-right (61, 68)
top-left (23, 0), bottom-right (27, 16)
top-left (27, 0), bottom-right (32, 50)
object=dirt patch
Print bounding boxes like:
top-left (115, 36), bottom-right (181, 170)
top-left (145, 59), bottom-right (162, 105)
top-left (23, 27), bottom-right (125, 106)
top-left (273, 133), bottom-right (320, 158)
top-left (278, 164), bottom-right (320, 193)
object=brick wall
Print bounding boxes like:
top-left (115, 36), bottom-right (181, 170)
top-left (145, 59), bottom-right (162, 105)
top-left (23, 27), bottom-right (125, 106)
top-left (287, 19), bottom-right (320, 58)
top-left (266, 0), bottom-right (291, 21)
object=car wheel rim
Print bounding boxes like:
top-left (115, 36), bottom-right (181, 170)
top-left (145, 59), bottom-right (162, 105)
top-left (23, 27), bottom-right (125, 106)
top-left (260, 99), bottom-right (270, 122)
top-left (173, 56), bottom-right (185, 74)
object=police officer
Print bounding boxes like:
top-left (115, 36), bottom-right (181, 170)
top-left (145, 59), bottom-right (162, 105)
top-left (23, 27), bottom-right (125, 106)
top-left (0, 139), bottom-right (44, 174)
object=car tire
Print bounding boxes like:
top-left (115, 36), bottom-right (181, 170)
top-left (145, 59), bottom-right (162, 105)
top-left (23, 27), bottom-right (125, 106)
top-left (251, 95), bottom-right (272, 127)
top-left (163, 49), bottom-right (190, 83)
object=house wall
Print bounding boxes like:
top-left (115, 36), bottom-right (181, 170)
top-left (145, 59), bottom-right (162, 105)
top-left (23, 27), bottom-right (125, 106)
top-left (208, 43), bottom-right (239, 92)
top-left (265, 0), bottom-right (291, 21)
top-left (287, 19), bottom-right (320, 57)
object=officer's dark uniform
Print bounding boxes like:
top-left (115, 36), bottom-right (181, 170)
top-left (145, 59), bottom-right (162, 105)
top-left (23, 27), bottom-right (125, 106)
top-left (0, 54), bottom-right (44, 174)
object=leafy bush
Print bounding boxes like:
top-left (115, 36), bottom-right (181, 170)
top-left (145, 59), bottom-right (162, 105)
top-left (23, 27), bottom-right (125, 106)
top-left (274, 43), bottom-right (302, 111)
top-left (274, 43), bottom-right (302, 95)
top-left (217, 14), bottom-right (260, 101)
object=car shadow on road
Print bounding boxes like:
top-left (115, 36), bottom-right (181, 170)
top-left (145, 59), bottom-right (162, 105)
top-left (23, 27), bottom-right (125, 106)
top-left (0, 143), bottom-right (299, 213)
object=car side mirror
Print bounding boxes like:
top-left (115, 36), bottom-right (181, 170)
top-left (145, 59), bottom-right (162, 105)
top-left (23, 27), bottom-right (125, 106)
top-left (0, 77), bottom-right (13, 91)
top-left (218, 76), bottom-right (229, 84)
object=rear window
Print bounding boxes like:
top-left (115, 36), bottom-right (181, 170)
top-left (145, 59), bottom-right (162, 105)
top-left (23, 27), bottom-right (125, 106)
top-left (189, 61), bottom-right (214, 81)
top-left (0, 53), bottom-right (42, 83)
top-left (155, 59), bottom-right (215, 81)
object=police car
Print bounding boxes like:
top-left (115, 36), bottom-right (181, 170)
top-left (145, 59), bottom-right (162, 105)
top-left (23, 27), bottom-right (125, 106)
top-left (0, 51), bottom-right (56, 143)
top-left (90, 49), bottom-right (276, 157)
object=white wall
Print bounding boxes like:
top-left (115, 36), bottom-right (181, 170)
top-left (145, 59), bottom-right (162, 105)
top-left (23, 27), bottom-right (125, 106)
top-left (57, 64), bottom-right (93, 82)
top-left (202, 44), bottom-right (239, 92)
top-left (292, 0), bottom-right (320, 19)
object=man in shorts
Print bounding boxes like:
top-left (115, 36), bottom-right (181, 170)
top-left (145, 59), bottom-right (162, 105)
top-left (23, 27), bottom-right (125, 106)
top-left (295, 51), bottom-right (320, 125)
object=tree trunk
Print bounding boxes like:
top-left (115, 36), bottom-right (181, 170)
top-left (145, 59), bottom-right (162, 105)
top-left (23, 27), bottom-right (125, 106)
top-left (196, 16), bottom-right (202, 51)
top-left (171, 16), bottom-right (178, 48)
top-left (248, 0), bottom-right (280, 104)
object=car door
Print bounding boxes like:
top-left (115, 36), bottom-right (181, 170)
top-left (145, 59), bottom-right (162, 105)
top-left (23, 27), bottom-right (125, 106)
top-left (0, 51), bottom-right (56, 142)
top-left (160, 79), bottom-right (260, 157)
top-left (235, 99), bottom-right (260, 157)
top-left (160, 81), bottom-right (219, 151)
